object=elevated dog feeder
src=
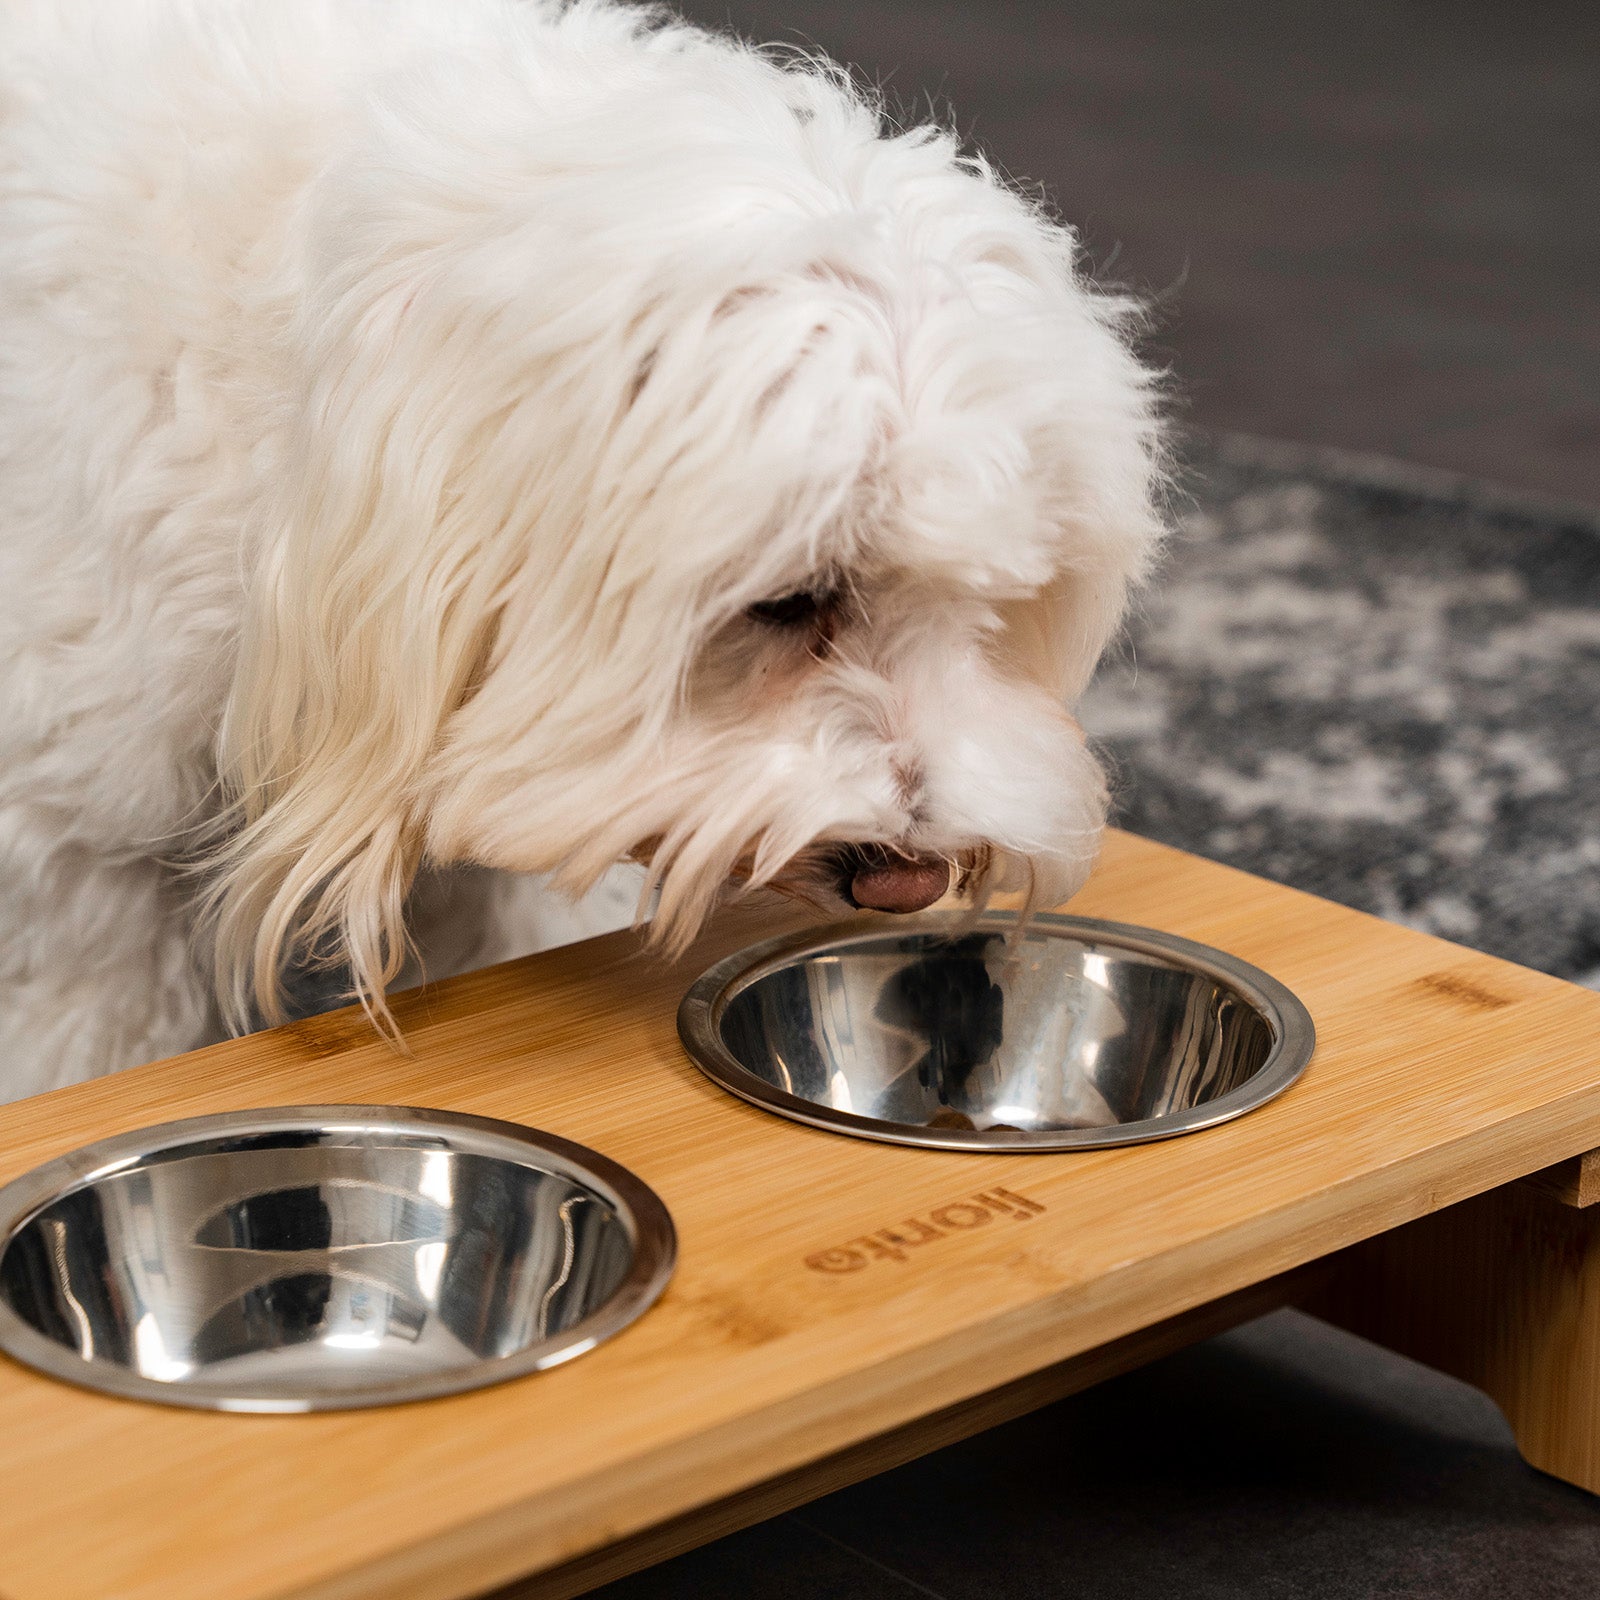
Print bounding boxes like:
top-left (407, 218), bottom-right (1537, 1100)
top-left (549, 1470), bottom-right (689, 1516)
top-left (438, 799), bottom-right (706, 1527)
top-left (0, 831), bottom-right (1598, 1600)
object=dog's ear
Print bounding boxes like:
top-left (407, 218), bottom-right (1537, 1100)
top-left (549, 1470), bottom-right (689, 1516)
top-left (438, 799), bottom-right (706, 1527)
top-left (995, 451), bottom-right (1167, 706)
top-left (204, 282), bottom-right (526, 1035)
top-left (998, 567), bottom-right (1138, 705)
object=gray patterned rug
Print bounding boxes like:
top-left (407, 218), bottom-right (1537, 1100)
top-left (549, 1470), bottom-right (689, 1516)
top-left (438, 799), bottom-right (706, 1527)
top-left (1083, 435), bottom-right (1600, 989)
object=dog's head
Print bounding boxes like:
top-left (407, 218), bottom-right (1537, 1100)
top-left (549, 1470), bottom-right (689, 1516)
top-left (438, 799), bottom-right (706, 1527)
top-left (209, 19), bottom-right (1163, 1029)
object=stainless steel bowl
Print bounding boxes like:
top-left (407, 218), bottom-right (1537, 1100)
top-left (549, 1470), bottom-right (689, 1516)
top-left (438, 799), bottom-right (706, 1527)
top-left (679, 914), bottom-right (1315, 1152)
top-left (0, 1106), bottom-right (675, 1412)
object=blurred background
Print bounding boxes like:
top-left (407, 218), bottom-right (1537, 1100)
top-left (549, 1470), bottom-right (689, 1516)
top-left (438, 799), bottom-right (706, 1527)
top-left (592, 4), bottom-right (1600, 1598)
top-left (674, 0), bottom-right (1600, 503)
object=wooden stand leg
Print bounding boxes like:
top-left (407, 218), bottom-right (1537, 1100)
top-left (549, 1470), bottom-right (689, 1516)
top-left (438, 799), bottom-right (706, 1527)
top-left (1306, 1157), bottom-right (1600, 1495)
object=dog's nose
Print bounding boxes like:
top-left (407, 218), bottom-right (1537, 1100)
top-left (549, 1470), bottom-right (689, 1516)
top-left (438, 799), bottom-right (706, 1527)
top-left (838, 846), bottom-right (950, 913)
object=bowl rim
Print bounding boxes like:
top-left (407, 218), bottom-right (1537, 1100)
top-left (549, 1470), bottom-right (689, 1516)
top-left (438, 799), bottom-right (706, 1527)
top-left (0, 1105), bottom-right (677, 1413)
top-left (678, 911), bottom-right (1316, 1153)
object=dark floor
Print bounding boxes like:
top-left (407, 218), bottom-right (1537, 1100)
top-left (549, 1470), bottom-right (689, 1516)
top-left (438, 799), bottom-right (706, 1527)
top-left (673, 0), bottom-right (1600, 504)
top-left (596, 1314), bottom-right (1600, 1600)
top-left (588, 4), bottom-right (1600, 1599)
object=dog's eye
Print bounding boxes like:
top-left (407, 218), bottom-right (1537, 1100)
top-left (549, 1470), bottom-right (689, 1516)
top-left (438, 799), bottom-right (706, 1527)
top-left (748, 590), bottom-right (824, 627)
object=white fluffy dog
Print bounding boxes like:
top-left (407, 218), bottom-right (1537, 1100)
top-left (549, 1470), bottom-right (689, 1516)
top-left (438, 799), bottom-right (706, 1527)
top-left (0, 0), bottom-right (1163, 1101)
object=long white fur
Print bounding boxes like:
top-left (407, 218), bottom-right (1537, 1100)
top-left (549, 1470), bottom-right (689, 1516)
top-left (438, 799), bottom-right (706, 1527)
top-left (0, 0), bottom-right (1163, 1101)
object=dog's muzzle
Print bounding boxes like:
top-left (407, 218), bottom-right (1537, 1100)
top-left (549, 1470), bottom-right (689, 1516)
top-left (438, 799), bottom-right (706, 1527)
top-left (832, 845), bottom-right (950, 913)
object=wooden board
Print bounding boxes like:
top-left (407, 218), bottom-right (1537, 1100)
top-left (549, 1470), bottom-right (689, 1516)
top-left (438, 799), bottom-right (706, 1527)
top-left (492, 1264), bottom-right (1329, 1600)
top-left (1521, 1148), bottom-right (1600, 1207)
top-left (1310, 1181), bottom-right (1600, 1489)
top-left (1, 830), bottom-right (1600, 1600)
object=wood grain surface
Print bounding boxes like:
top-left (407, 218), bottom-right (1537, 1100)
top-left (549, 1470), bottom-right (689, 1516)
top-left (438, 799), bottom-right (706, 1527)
top-left (1521, 1148), bottom-right (1600, 1208)
top-left (2, 831), bottom-right (1599, 1600)
top-left (1312, 1181), bottom-right (1600, 1492)
top-left (489, 1264), bottom-right (1330, 1600)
